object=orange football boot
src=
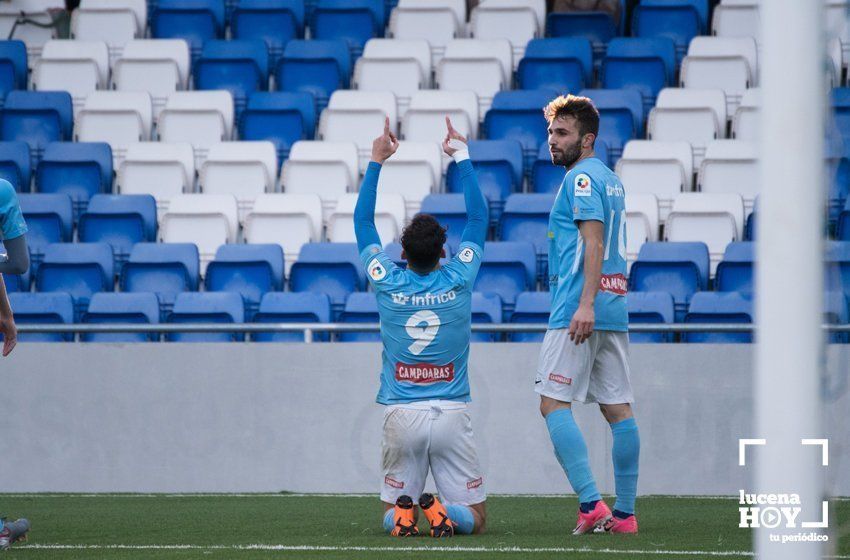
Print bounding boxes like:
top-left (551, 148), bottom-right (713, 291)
top-left (419, 493), bottom-right (456, 537)
top-left (390, 495), bottom-right (420, 537)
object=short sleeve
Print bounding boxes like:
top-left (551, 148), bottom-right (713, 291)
top-left (359, 243), bottom-right (401, 292)
top-left (442, 241), bottom-right (483, 288)
top-left (0, 180), bottom-right (27, 241)
top-left (567, 170), bottom-right (604, 224)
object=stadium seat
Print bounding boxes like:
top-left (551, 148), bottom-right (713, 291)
top-left (470, 0), bottom-right (543, 64)
top-left (825, 241), bottom-right (850, 305)
top-left (616, 140), bottom-right (693, 221)
top-left (113, 39), bottom-right (191, 120)
top-left (499, 193), bottom-right (554, 280)
top-left (579, 88), bottom-right (644, 162)
top-left (698, 140), bottom-right (758, 214)
top-left (420, 193), bottom-right (490, 250)
top-left (625, 193), bottom-right (660, 266)
top-left (200, 141), bottom-right (278, 217)
top-left (117, 142), bottom-right (195, 213)
top-left (158, 91), bottom-right (235, 166)
top-left (546, 10), bottom-right (617, 61)
top-left (204, 243), bottom-right (284, 318)
top-left (239, 92), bottom-right (316, 161)
top-left (389, 0), bottom-right (466, 67)
top-left (838, 197), bottom-right (850, 241)
top-left (827, 151), bottom-right (850, 226)
top-left (120, 242), bottom-right (200, 316)
top-left (337, 292), bottom-right (380, 342)
top-left (376, 141), bottom-right (442, 214)
top-left (327, 192), bottom-right (406, 244)
top-left (732, 88), bottom-right (760, 141)
top-left (714, 241), bottom-right (753, 295)
top-left (75, 91), bottom-right (153, 168)
top-left (33, 40), bottom-right (110, 111)
top-left (275, 39), bottom-right (351, 111)
top-left (627, 290), bottom-right (674, 343)
top-left (70, 0), bottom-right (146, 64)
top-left (243, 193), bottom-right (322, 273)
top-left (683, 291), bottom-right (753, 343)
top-left (446, 139), bottom-right (523, 222)
top-left (665, 193), bottom-right (745, 274)
top-left (151, 0), bottom-right (226, 60)
top-left (0, 1), bottom-right (59, 62)
top-left (281, 140), bottom-right (359, 218)
top-left (517, 38), bottom-right (593, 94)
top-left (36, 242), bottom-right (115, 319)
top-left (438, 39), bottom-right (513, 114)
top-left (253, 291), bottom-right (332, 342)
top-left (231, 0), bottom-right (305, 66)
top-left (78, 194), bottom-right (158, 269)
top-left (629, 241), bottom-right (710, 321)
top-left (289, 242), bottom-right (364, 314)
top-left (745, 199), bottom-right (757, 242)
top-left (0, 91), bottom-right (74, 162)
top-left (601, 37), bottom-right (677, 113)
top-left (825, 290), bottom-right (850, 344)
top-left (470, 291), bottom-right (503, 343)
top-left (632, 0), bottom-right (706, 61)
top-left (311, 0), bottom-right (385, 56)
top-left (648, 87), bottom-right (728, 168)
top-left (18, 193), bottom-right (73, 266)
top-left (507, 291), bottom-right (548, 342)
top-left (681, 36), bottom-right (759, 116)
top-left (81, 292), bottom-right (160, 342)
top-left (319, 90), bottom-right (399, 168)
top-left (0, 41), bottom-right (28, 102)
top-left (354, 39), bottom-right (432, 116)
top-left (36, 142), bottom-right (113, 218)
top-left (160, 194), bottom-right (240, 271)
top-left (166, 292), bottom-right (245, 342)
top-left (8, 292), bottom-right (74, 342)
top-left (195, 39), bottom-right (270, 117)
top-left (711, 1), bottom-right (759, 43)
top-left (0, 141), bottom-right (31, 191)
top-left (474, 241), bottom-right (536, 313)
top-left (484, 89), bottom-right (556, 172)
top-left (403, 90), bottom-right (481, 141)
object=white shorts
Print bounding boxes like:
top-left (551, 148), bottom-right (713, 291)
top-left (380, 400), bottom-right (486, 506)
top-left (535, 329), bottom-right (634, 404)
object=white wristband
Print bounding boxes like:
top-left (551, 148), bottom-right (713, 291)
top-left (449, 139), bottom-right (469, 163)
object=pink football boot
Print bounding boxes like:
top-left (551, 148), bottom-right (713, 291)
top-left (603, 514), bottom-right (639, 534)
top-left (572, 500), bottom-right (612, 535)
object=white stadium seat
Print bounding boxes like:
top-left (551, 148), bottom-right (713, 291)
top-left (648, 88), bottom-right (727, 168)
top-left (282, 141), bottom-right (360, 220)
top-left (712, 3), bottom-right (760, 43)
top-left (625, 193), bottom-right (660, 267)
top-left (0, 0), bottom-right (64, 61)
top-left (665, 192), bottom-right (745, 274)
top-left (75, 91), bottom-right (153, 168)
top-left (200, 141), bottom-right (279, 218)
top-left (158, 91), bottom-right (235, 168)
top-left (243, 193), bottom-right (324, 273)
top-left (616, 140), bottom-right (693, 221)
top-left (403, 90), bottom-right (480, 143)
top-left (327, 193), bottom-right (407, 244)
top-left (71, 0), bottom-right (146, 64)
top-left (377, 141), bottom-right (442, 214)
top-left (470, 0), bottom-right (544, 65)
top-left (681, 37), bottom-right (759, 115)
top-left (698, 140), bottom-right (759, 214)
top-left (118, 142), bottom-right (196, 214)
top-left (113, 40), bottom-right (191, 121)
top-left (437, 39), bottom-right (513, 114)
top-left (318, 90), bottom-right (398, 170)
top-left (33, 40), bottom-right (110, 112)
top-left (389, 0), bottom-right (467, 67)
top-left (732, 88), bottom-right (759, 141)
top-left (354, 39), bottom-right (432, 117)
top-left (160, 194), bottom-right (240, 273)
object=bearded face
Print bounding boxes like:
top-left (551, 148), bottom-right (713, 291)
top-left (547, 115), bottom-right (592, 169)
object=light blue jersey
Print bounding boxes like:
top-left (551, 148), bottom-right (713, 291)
top-left (359, 241), bottom-right (483, 405)
top-left (0, 179), bottom-right (26, 241)
top-left (548, 157), bottom-right (628, 331)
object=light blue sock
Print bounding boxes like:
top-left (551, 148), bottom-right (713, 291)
top-left (445, 504), bottom-right (475, 535)
top-left (382, 508), bottom-right (395, 533)
top-left (611, 417), bottom-right (640, 515)
top-left (545, 408), bottom-right (601, 504)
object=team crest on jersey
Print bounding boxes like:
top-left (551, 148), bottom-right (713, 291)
top-left (574, 173), bottom-right (592, 197)
top-left (368, 258), bottom-right (387, 281)
top-left (458, 247), bottom-right (475, 263)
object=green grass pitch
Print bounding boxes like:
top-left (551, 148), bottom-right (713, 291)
top-left (1, 494), bottom-right (847, 559)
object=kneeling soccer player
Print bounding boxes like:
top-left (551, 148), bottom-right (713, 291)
top-left (354, 117), bottom-right (487, 537)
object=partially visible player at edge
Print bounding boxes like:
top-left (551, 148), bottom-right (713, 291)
top-left (536, 95), bottom-right (640, 535)
top-left (354, 116), bottom-right (488, 538)
top-left (0, 178), bottom-right (32, 549)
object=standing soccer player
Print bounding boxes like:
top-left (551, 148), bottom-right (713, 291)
top-left (536, 95), bottom-right (640, 534)
top-left (354, 117), bottom-right (488, 537)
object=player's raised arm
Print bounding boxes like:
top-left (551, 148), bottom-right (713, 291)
top-left (354, 116), bottom-right (399, 252)
top-left (442, 117), bottom-right (487, 249)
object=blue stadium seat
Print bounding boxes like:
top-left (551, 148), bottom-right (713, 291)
top-left (36, 243), bottom-right (115, 320)
top-left (383, 242), bottom-right (452, 269)
top-left (0, 91), bottom-right (74, 163)
top-left (546, 11), bottom-right (618, 62)
top-left (508, 291), bottom-right (549, 342)
top-left (275, 39), bottom-right (351, 110)
top-left (499, 193), bottom-right (554, 283)
top-left (231, 0), bottom-right (305, 66)
top-left (82, 292), bottom-right (161, 343)
top-left (289, 242), bottom-right (363, 316)
top-left (205, 243), bottom-right (284, 318)
top-left (0, 41), bottom-right (27, 102)
top-left (682, 291), bottom-right (752, 343)
top-left (745, 198), bottom-right (758, 241)
top-left (0, 141), bottom-right (31, 191)
top-left (832, 88), bottom-right (850, 160)
top-left (531, 140), bottom-right (611, 193)
top-left (420, 194), bottom-right (490, 251)
top-left (36, 142), bottom-right (114, 219)
top-left (632, 0), bottom-right (706, 62)
top-left (484, 90), bottom-right (558, 173)
top-left (627, 290), bottom-right (674, 343)
top-left (838, 197), bottom-right (850, 241)
top-left (152, 0), bottom-right (226, 59)
top-left (166, 292), bottom-right (245, 342)
top-left (579, 88), bottom-right (644, 162)
top-left (518, 38), bottom-right (594, 94)
top-left (471, 292), bottom-right (502, 342)
top-left (78, 194), bottom-right (158, 270)
top-left (239, 92), bottom-right (316, 160)
top-left (120, 243), bottom-right (200, 318)
top-left (253, 291), bottom-right (331, 342)
top-left (195, 40), bottom-right (270, 117)
top-left (715, 241), bottom-right (753, 295)
top-left (312, 0), bottom-right (384, 56)
top-left (338, 292), bottom-right (379, 342)
top-left (827, 154), bottom-right (849, 226)
top-left (18, 193), bottom-right (74, 269)
top-left (826, 241), bottom-right (850, 305)
top-left (446, 140), bottom-right (523, 223)
top-left (8, 292), bottom-right (74, 342)
top-left (825, 290), bottom-right (850, 344)
top-left (474, 241), bottom-right (536, 314)
top-left (601, 38), bottom-right (676, 114)
top-left (629, 241), bottom-right (709, 321)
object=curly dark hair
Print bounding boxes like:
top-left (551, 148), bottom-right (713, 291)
top-left (401, 214), bottom-right (447, 271)
top-left (543, 94), bottom-right (600, 140)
